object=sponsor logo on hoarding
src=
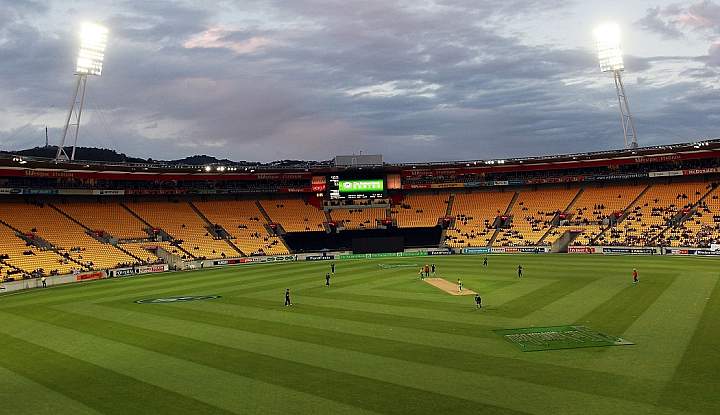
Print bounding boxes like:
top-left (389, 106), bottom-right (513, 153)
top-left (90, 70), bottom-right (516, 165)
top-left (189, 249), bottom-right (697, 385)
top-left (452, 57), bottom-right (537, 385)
top-left (648, 170), bottom-right (683, 178)
top-left (339, 251), bottom-right (426, 259)
top-left (135, 295), bottom-right (221, 304)
top-left (113, 268), bottom-right (135, 277)
top-left (694, 250), bottom-right (720, 256)
top-left (136, 264), bottom-right (168, 274)
top-left (76, 271), bottom-right (105, 281)
top-left (427, 250), bottom-right (453, 255)
top-left (462, 247), bottom-right (491, 254)
top-left (306, 255), bottom-right (335, 261)
top-left (92, 189), bottom-right (125, 195)
top-left (602, 247), bottom-right (655, 255)
top-left (568, 247), bottom-right (596, 254)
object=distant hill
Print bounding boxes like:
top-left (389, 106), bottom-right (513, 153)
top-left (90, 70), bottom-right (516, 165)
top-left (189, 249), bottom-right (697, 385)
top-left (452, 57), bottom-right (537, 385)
top-left (5, 146), bottom-right (330, 167)
top-left (11, 146), bottom-right (148, 163)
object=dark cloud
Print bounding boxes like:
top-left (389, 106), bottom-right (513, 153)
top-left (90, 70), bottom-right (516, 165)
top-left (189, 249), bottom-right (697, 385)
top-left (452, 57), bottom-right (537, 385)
top-left (638, 1), bottom-right (720, 37)
top-left (636, 6), bottom-right (685, 39)
top-left (0, 0), bottom-right (717, 162)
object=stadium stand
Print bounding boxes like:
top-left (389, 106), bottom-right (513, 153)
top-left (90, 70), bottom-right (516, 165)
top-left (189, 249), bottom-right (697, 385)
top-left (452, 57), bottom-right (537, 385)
top-left (602, 182), bottom-right (711, 246)
top-left (445, 191), bottom-right (515, 247)
top-left (547, 184), bottom-right (647, 245)
top-left (391, 193), bottom-right (450, 228)
top-left (495, 188), bottom-right (579, 246)
top-left (329, 207), bottom-right (387, 230)
top-left (55, 201), bottom-right (149, 239)
top-left (0, 202), bottom-right (137, 270)
top-left (659, 184), bottom-right (719, 247)
top-left (0, 225), bottom-right (76, 279)
top-left (260, 198), bottom-right (326, 232)
top-left (126, 201), bottom-right (236, 259)
top-left (193, 200), bottom-right (289, 256)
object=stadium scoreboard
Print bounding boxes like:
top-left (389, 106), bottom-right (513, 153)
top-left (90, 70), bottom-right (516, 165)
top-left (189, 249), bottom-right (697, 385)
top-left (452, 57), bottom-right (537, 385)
top-left (328, 175), bottom-right (385, 199)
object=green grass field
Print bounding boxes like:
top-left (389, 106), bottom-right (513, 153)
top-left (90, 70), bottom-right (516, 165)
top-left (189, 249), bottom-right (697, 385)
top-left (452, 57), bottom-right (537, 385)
top-left (0, 254), bottom-right (718, 415)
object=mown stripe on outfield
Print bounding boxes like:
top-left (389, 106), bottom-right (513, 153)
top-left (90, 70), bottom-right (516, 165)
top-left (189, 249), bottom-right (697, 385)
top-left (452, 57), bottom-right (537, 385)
top-left (495, 278), bottom-right (593, 318)
top-left (576, 274), bottom-right (677, 335)
top-left (7, 307), bottom-right (525, 415)
top-left (62, 301), bottom-right (669, 408)
top-left (660, 276), bottom-right (720, 415)
top-left (0, 366), bottom-right (103, 415)
top-left (298, 291), bottom-right (476, 312)
top-left (212, 295), bottom-right (498, 337)
top-left (0, 332), bottom-right (236, 415)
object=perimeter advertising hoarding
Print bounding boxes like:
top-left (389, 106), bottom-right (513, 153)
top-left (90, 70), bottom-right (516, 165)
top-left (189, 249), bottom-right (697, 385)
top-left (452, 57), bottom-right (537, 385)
top-left (213, 256), bottom-right (297, 266)
top-left (136, 264), bottom-right (169, 274)
top-left (305, 255), bottom-right (335, 261)
top-left (339, 251), bottom-right (426, 260)
top-left (568, 247), bottom-right (597, 254)
top-left (602, 247), bottom-right (656, 255)
top-left (462, 247), bottom-right (491, 254)
top-left (75, 271), bottom-right (106, 281)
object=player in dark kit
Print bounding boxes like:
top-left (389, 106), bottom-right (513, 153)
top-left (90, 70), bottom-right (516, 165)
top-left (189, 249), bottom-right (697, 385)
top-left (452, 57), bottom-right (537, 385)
top-left (431, 264), bottom-right (436, 276)
top-left (284, 288), bottom-right (292, 306)
top-left (517, 265), bottom-right (523, 278)
top-left (475, 294), bottom-right (482, 309)
top-left (325, 272), bottom-right (331, 286)
top-left (331, 262), bottom-right (335, 274)
top-left (483, 257), bottom-right (488, 267)
top-left (632, 268), bottom-right (639, 284)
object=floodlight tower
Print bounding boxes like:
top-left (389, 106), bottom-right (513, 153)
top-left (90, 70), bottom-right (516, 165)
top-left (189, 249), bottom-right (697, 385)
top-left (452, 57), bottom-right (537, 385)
top-left (55, 22), bottom-right (108, 162)
top-left (594, 23), bottom-right (638, 149)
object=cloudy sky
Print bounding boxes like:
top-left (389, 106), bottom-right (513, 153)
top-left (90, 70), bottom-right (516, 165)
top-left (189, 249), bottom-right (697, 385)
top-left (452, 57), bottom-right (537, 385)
top-left (0, 0), bottom-right (719, 162)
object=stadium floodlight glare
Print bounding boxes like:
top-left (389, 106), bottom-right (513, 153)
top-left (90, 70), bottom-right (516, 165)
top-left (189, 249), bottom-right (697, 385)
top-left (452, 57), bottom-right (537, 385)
top-left (76, 22), bottom-right (108, 76)
top-left (594, 23), bottom-right (624, 73)
top-left (55, 22), bottom-right (109, 162)
top-left (594, 22), bottom-right (637, 149)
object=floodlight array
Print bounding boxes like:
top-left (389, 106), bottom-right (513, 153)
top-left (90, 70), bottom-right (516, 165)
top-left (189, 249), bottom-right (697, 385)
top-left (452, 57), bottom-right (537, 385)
top-left (594, 23), bottom-right (624, 72)
top-left (76, 22), bottom-right (108, 76)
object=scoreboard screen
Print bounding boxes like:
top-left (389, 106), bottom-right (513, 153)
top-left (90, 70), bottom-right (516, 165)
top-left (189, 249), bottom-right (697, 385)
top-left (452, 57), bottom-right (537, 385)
top-left (328, 176), bottom-right (385, 199)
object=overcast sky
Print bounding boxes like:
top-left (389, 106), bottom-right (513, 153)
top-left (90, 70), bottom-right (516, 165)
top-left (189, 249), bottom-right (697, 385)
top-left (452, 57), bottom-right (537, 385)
top-left (1, 0), bottom-right (719, 162)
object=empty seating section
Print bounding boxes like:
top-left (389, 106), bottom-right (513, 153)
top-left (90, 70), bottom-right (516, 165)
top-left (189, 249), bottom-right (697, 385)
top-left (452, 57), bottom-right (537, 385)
top-left (0, 225), bottom-right (75, 279)
top-left (495, 188), bottom-right (577, 246)
top-left (445, 191), bottom-right (515, 247)
top-left (261, 199), bottom-right (325, 232)
top-left (0, 202), bottom-right (136, 269)
top-left (549, 185), bottom-right (646, 245)
top-left (194, 200), bottom-right (288, 256)
top-left (329, 208), bottom-right (386, 230)
top-left (603, 182), bottom-right (709, 246)
top-left (126, 201), bottom-right (234, 259)
top-left (58, 202), bottom-right (148, 239)
top-left (392, 194), bottom-right (449, 228)
top-left (662, 184), bottom-right (719, 247)
top-left (120, 243), bottom-right (164, 263)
